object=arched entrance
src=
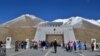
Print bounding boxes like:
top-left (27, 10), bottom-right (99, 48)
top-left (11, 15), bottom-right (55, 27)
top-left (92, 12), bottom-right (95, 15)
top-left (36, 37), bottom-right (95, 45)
top-left (46, 34), bottom-right (64, 44)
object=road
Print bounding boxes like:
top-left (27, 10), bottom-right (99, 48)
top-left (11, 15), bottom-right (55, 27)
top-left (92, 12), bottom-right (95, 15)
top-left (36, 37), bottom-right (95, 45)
top-left (6, 47), bottom-right (100, 56)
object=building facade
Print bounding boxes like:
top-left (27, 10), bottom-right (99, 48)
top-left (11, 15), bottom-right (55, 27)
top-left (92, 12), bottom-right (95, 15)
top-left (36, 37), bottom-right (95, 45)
top-left (34, 22), bottom-right (76, 43)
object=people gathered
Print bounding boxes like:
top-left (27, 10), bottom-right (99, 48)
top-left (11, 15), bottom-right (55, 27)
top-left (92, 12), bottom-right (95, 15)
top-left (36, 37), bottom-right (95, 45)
top-left (14, 40), bottom-right (99, 53)
top-left (65, 41), bottom-right (87, 52)
top-left (14, 40), bottom-right (53, 52)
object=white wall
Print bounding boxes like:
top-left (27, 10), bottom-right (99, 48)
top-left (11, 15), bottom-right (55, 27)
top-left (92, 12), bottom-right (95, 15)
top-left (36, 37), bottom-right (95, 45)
top-left (34, 25), bottom-right (75, 43)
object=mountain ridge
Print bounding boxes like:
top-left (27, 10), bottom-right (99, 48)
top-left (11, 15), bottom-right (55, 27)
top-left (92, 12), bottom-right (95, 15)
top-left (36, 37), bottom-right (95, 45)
top-left (0, 14), bottom-right (44, 28)
top-left (53, 16), bottom-right (100, 26)
top-left (0, 14), bottom-right (100, 29)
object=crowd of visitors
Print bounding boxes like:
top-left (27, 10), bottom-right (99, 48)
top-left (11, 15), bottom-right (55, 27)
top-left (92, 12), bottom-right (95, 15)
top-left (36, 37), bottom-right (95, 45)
top-left (14, 40), bottom-right (54, 52)
top-left (65, 41), bottom-right (87, 52)
top-left (65, 40), bottom-right (99, 52)
top-left (14, 40), bottom-right (99, 52)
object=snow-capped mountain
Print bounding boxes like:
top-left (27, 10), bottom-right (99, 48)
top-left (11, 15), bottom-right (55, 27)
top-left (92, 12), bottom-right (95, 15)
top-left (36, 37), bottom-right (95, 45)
top-left (1, 14), bottom-right (44, 28)
top-left (53, 16), bottom-right (100, 29)
top-left (97, 20), bottom-right (100, 23)
top-left (0, 14), bottom-right (100, 29)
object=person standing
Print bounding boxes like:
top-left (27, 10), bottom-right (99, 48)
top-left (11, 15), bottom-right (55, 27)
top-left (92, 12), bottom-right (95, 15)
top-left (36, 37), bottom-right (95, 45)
top-left (15, 41), bottom-right (19, 52)
top-left (84, 42), bottom-right (87, 50)
top-left (45, 40), bottom-right (49, 49)
top-left (91, 42), bottom-right (94, 51)
top-left (96, 44), bottom-right (99, 49)
top-left (68, 41), bottom-right (70, 51)
top-left (53, 39), bottom-right (57, 53)
top-left (42, 41), bottom-right (46, 51)
top-left (73, 41), bottom-right (77, 51)
top-left (78, 41), bottom-right (82, 53)
top-left (0, 41), bottom-right (2, 48)
top-left (70, 41), bottom-right (73, 52)
top-left (66, 42), bottom-right (68, 51)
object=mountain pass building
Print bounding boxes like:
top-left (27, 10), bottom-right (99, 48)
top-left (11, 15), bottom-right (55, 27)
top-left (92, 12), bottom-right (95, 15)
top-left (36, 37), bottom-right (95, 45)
top-left (34, 22), bottom-right (75, 43)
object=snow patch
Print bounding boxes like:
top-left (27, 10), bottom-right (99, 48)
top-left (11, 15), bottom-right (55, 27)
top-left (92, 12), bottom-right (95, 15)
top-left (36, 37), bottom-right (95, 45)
top-left (97, 20), bottom-right (100, 23)
top-left (53, 16), bottom-right (100, 26)
top-left (68, 16), bottom-right (83, 25)
top-left (83, 19), bottom-right (100, 26)
top-left (53, 19), bottom-right (69, 24)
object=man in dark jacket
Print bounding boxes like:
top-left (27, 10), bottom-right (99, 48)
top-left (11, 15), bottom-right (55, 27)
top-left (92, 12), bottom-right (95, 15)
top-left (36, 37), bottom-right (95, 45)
top-left (53, 39), bottom-right (57, 53)
top-left (91, 42), bottom-right (94, 51)
top-left (42, 41), bottom-right (46, 51)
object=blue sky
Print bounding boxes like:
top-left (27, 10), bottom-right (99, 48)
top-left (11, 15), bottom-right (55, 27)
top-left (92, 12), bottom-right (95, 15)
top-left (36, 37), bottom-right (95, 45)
top-left (0, 0), bottom-right (100, 24)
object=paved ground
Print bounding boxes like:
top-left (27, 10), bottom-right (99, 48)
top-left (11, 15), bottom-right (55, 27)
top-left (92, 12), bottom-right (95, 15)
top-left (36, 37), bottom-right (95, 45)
top-left (6, 48), bottom-right (49, 56)
top-left (6, 47), bottom-right (100, 56)
top-left (46, 47), bottom-right (100, 56)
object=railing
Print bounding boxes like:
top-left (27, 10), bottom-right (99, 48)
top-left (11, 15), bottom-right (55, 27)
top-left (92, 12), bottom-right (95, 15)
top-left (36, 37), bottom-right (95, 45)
top-left (0, 48), bottom-right (6, 56)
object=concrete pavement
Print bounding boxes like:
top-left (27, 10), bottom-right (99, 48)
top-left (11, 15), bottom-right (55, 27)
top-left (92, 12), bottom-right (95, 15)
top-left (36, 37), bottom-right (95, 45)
top-left (6, 47), bottom-right (100, 56)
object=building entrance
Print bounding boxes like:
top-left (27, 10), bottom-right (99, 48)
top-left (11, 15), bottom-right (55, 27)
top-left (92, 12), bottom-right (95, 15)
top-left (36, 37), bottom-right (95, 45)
top-left (46, 34), bottom-right (64, 44)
